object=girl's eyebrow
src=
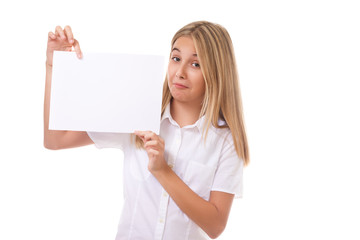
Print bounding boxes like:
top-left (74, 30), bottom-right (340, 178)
top-left (172, 47), bottom-right (198, 57)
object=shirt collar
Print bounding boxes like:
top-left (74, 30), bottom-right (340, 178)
top-left (160, 103), bottom-right (172, 122)
top-left (161, 103), bottom-right (206, 132)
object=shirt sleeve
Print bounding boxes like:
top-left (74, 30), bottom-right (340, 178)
top-left (211, 134), bottom-right (244, 198)
top-left (87, 131), bottom-right (131, 150)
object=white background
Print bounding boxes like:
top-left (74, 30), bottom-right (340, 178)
top-left (0, 0), bottom-right (359, 239)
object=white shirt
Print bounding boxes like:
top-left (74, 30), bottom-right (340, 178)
top-left (87, 104), bottom-right (243, 240)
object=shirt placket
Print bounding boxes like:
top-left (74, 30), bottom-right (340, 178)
top-left (154, 127), bottom-right (182, 240)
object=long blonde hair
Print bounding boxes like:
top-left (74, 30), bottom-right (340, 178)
top-left (137, 21), bottom-right (249, 166)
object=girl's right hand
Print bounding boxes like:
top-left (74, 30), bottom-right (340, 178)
top-left (46, 25), bottom-right (82, 67)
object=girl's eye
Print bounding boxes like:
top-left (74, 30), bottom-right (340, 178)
top-left (192, 62), bottom-right (200, 68)
top-left (172, 57), bottom-right (180, 62)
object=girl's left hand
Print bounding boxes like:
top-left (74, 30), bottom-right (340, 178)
top-left (134, 131), bottom-right (167, 174)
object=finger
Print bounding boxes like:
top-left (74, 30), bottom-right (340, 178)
top-left (134, 131), bottom-right (159, 143)
top-left (134, 131), bottom-right (144, 138)
top-left (73, 39), bottom-right (82, 58)
top-left (144, 132), bottom-right (157, 142)
top-left (64, 25), bottom-right (74, 44)
top-left (148, 148), bottom-right (159, 156)
top-left (144, 140), bottom-right (159, 149)
top-left (55, 26), bottom-right (66, 40)
top-left (146, 137), bottom-right (164, 148)
top-left (48, 31), bottom-right (56, 40)
top-left (134, 130), bottom-right (151, 138)
top-left (134, 131), bottom-right (147, 143)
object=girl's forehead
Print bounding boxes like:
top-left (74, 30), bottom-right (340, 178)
top-left (172, 36), bottom-right (197, 55)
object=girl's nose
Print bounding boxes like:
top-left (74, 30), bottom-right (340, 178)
top-left (175, 72), bottom-right (184, 79)
top-left (176, 64), bottom-right (186, 79)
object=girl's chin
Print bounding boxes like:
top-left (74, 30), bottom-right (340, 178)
top-left (170, 92), bottom-right (188, 103)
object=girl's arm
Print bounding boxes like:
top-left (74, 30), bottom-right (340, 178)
top-left (44, 26), bottom-right (93, 150)
top-left (155, 166), bottom-right (234, 239)
top-left (134, 131), bottom-right (234, 239)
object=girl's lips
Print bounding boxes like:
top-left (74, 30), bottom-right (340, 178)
top-left (174, 83), bottom-right (188, 89)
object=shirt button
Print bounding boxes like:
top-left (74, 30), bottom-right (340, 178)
top-left (163, 192), bottom-right (168, 197)
top-left (159, 219), bottom-right (164, 223)
top-left (168, 164), bottom-right (174, 169)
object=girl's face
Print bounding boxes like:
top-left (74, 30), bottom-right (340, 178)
top-left (167, 36), bottom-right (205, 106)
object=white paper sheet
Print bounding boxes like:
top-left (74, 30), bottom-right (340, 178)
top-left (49, 51), bottom-right (166, 134)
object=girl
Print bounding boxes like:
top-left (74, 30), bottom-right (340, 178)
top-left (44, 21), bottom-right (249, 240)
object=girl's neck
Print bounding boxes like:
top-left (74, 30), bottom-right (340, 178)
top-left (170, 100), bottom-right (202, 128)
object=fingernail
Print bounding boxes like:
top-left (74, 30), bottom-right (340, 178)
top-left (69, 39), bottom-right (74, 43)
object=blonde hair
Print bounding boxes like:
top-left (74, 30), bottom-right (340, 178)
top-left (136, 21), bottom-right (249, 166)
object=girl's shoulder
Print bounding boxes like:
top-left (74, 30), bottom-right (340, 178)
top-left (208, 120), bottom-right (233, 145)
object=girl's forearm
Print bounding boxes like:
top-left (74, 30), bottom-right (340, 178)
top-left (43, 63), bottom-right (67, 149)
top-left (152, 166), bottom-right (226, 238)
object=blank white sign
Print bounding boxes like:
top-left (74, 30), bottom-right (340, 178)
top-left (49, 51), bottom-right (166, 134)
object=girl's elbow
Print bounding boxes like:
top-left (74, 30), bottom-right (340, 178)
top-left (44, 140), bottom-right (60, 150)
top-left (207, 224), bottom-right (226, 239)
top-left (208, 231), bottom-right (223, 239)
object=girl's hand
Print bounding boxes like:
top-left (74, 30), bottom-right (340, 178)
top-left (134, 131), bottom-right (168, 174)
top-left (46, 25), bottom-right (82, 67)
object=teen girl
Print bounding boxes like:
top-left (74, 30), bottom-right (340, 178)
top-left (44, 21), bottom-right (249, 240)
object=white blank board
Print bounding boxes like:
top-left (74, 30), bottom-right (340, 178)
top-left (49, 51), bottom-right (166, 134)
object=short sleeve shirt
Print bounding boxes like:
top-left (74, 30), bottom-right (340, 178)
top-left (87, 104), bottom-right (243, 240)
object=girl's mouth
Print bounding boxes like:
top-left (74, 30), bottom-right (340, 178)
top-left (174, 83), bottom-right (188, 89)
